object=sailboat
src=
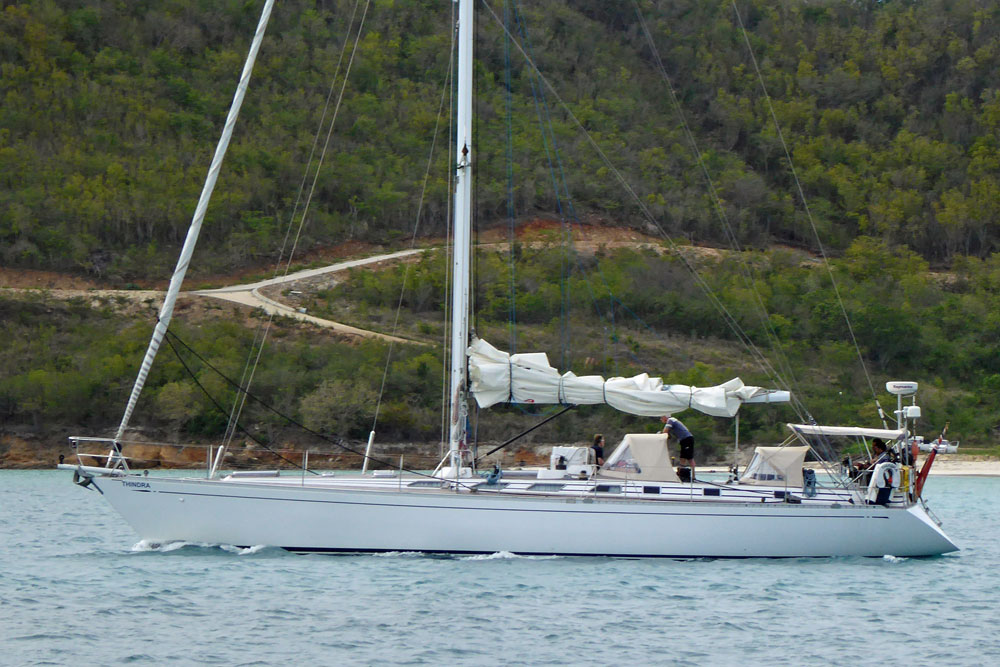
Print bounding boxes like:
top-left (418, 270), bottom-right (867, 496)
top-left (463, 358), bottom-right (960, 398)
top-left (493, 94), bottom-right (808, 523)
top-left (60, 0), bottom-right (956, 558)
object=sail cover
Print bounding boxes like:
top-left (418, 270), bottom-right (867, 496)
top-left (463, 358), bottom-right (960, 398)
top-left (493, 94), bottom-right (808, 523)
top-left (600, 434), bottom-right (681, 482)
top-left (467, 338), bottom-right (788, 418)
top-left (739, 446), bottom-right (810, 487)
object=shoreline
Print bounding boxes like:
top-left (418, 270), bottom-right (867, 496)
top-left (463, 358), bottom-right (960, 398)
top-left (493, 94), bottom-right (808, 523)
top-left (915, 455), bottom-right (1000, 476)
top-left (3, 432), bottom-right (998, 475)
top-left (7, 456), bottom-right (999, 476)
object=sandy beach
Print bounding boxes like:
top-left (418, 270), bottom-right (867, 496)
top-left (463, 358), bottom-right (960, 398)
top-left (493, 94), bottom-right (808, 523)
top-left (920, 455), bottom-right (1000, 476)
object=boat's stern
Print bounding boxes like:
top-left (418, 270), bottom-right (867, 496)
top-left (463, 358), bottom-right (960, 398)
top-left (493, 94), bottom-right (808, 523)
top-left (905, 502), bottom-right (959, 555)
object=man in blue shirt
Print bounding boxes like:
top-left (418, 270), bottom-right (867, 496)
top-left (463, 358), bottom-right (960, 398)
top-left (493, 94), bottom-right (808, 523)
top-left (661, 414), bottom-right (695, 480)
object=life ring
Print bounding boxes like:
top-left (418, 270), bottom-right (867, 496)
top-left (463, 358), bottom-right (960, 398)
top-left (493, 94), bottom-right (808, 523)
top-left (871, 462), bottom-right (900, 489)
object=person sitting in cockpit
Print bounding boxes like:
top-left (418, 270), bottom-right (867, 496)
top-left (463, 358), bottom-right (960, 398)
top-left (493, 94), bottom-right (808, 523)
top-left (862, 439), bottom-right (890, 470)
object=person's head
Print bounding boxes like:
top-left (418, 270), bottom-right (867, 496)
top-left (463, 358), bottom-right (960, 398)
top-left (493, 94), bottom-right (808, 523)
top-left (593, 434), bottom-right (604, 446)
top-left (661, 414), bottom-right (670, 423)
top-left (872, 438), bottom-right (886, 454)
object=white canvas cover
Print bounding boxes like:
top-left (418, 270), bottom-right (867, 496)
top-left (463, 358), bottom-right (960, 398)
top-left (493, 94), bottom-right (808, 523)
top-left (468, 338), bottom-right (787, 418)
top-left (600, 434), bottom-right (681, 482)
top-left (788, 424), bottom-right (906, 440)
top-left (739, 446), bottom-right (810, 487)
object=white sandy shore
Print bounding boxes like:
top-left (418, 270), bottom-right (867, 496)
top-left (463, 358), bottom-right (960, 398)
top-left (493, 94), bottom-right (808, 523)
top-left (919, 455), bottom-right (1000, 476)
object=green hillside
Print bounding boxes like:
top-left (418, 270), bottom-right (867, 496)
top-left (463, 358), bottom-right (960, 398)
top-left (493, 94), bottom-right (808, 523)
top-left (2, 0), bottom-right (1000, 454)
top-left (3, 237), bottom-right (1000, 454)
top-left (3, 0), bottom-right (1000, 276)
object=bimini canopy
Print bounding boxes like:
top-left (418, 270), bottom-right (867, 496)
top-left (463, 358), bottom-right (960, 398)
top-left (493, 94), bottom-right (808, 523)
top-left (787, 424), bottom-right (907, 440)
top-left (601, 434), bottom-right (680, 482)
top-left (739, 446), bottom-right (810, 487)
top-left (468, 338), bottom-right (790, 418)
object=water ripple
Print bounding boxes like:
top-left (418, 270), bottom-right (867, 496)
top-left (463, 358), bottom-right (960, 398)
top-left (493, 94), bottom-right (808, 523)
top-left (2, 471), bottom-right (998, 665)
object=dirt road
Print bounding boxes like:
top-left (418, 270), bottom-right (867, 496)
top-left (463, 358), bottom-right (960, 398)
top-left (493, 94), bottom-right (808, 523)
top-left (193, 248), bottom-right (426, 344)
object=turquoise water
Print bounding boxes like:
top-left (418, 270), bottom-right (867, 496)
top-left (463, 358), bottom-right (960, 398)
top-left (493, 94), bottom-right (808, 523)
top-left (2, 470), bottom-right (997, 665)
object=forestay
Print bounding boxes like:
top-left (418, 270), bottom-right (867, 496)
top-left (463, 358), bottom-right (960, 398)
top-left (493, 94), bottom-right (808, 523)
top-left (468, 338), bottom-right (787, 418)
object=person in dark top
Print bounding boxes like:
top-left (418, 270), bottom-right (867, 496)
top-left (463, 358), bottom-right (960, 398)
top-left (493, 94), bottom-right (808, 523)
top-left (661, 414), bottom-right (695, 479)
top-left (591, 434), bottom-right (605, 467)
top-left (862, 438), bottom-right (890, 470)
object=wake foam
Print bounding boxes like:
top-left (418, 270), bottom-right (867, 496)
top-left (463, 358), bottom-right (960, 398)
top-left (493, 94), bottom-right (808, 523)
top-left (131, 540), bottom-right (268, 555)
top-left (131, 539), bottom-right (190, 552)
top-left (371, 551), bottom-right (424, 558)
top-left (461, 550), bottom-right (561, 561)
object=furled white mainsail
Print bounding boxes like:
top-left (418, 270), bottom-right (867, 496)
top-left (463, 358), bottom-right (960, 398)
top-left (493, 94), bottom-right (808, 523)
top-left (468, 338), bottom-right (789, 418)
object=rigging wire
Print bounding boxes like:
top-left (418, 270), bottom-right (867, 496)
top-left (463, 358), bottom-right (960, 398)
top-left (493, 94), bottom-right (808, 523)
top-left (630, 1), bottom-right (809, 418)
top-left (483, 0), bottom-right (619, 413)
top-left (508, 1), bottom-right (576, 370)
top-left (504, 0), bottom-right (767, 402)
top-left (728, 0), bottom-right (888, 427)
top-left (369, 30), bottom-right (456, 434)
top-left (504, 2), bottom-right (617, 378)
top-left (498, 40), bottom-right (663, 381)
top-left (163, 328), bottom-right (479, 487)
top-left (214, 0), bottom-right (374, 470)
top-left (162, 329), bottom-right (319, 473)
top-left (480, 0), bottom-right (809, 423)
top-left (503, 0), bottom-right (518, 356)
top-left (441, 1), bottom-right (458, 458)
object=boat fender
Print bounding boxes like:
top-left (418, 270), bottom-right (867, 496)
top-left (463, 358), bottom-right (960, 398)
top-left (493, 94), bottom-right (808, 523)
top-left (72, 469), bottom-right (93, 489)
top-left (802, 468), bottom-right (817, 498)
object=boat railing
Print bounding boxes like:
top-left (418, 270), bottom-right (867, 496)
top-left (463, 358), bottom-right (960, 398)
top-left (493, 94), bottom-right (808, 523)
top-left (68, 436), bottom-right (129, 471)
top-left (67, 436), bottom-right (444, 474)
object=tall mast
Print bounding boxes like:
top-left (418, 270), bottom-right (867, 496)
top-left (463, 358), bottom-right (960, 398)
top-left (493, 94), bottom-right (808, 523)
top-left (447, 0), bottom-right (474, 466)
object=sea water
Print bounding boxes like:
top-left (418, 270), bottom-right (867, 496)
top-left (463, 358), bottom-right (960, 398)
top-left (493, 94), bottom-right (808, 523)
top-left (1, 470), bottom-right (997, 666)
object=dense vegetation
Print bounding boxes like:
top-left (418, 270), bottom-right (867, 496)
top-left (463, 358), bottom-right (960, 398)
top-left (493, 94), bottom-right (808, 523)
top-left (0, 292), bottom-right (452, 449)
top-left (3, 0), bottom-right (1000, 455)
top-left (4, 0), bottom-right (1000, 278)
top-left (4, 238), bottom-right (1000, 456)
top-left (312, 237), bottom-right (1000, 447)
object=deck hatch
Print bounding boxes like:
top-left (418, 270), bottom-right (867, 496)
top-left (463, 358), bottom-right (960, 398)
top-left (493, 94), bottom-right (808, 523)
top-left (527, 483), bottom-right (566, 492)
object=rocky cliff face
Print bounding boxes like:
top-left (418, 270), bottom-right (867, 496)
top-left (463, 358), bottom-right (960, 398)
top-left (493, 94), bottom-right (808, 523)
top-left (0, 435), bottom-right (63, 469)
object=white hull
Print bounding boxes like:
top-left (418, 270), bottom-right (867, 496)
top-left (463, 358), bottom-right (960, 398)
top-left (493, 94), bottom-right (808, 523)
top-left (89, 474), bottom-right (957, 558)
